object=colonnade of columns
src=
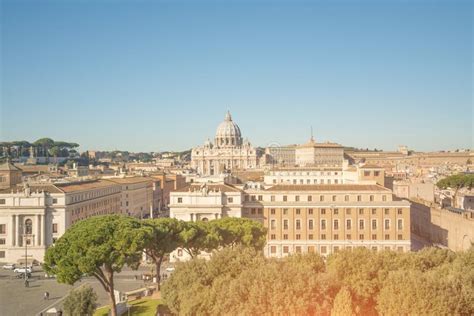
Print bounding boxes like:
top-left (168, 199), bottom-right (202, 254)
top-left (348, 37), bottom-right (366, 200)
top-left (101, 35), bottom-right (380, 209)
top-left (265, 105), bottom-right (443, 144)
top-left (10, 213), bottom-right (46, 247)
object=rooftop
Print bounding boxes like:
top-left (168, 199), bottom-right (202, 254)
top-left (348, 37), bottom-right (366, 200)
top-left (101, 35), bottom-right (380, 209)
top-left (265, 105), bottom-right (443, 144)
top-left (106, 177), bottom-right (153, 184)
top-left (176, 183), bottom-right (242, 193)
top-left (0, 161), bottom-right (21, 172)
top-left (55, 179), bottom-right (119, 193)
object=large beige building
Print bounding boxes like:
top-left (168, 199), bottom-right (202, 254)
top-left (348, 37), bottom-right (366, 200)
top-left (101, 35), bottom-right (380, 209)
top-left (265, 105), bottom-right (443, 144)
top-left (191, 112), bottom-right (260, 175)
top-left (295, 137), bottom-right (344, 167)
top-left (107, 177), bottom-right (155, 218)
top-left (250, 184), bottom-right (411, 257)
top-left (0, 161), bottom-right (168, 263)
top-left (169, 180), bottom-right (411, 259)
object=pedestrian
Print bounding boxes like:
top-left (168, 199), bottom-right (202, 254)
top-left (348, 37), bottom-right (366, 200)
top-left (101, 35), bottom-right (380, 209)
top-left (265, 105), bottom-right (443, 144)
top-left (44, 291), bottom-right (50, 300)
top-left (24, 279), bottom-right (29, 287)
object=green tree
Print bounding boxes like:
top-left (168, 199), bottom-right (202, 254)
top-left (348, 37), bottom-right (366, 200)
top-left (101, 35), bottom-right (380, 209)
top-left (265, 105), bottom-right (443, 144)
top-left (331, 287), bottom-right (353, 316)
top-left (63, 285), bottom-right (98, 316)
top-left (377, 270), bottom-right (450, 315)
top-left (211, 217), bottom-right (267, 250)
top-left (11, 141), bottom-right (31, 158)
top-left (436, 174), bottom-right (474, 207)
top-left (34, 138), bottom-right (55, 159)
top-left (0, 142), bottom-right (13, 158)
top-left (44, 215), bottom-right (146, 316)
top-left (179, 221), bottom-right (219, 258)
top-left (141, 218), bottom-right (182, 288)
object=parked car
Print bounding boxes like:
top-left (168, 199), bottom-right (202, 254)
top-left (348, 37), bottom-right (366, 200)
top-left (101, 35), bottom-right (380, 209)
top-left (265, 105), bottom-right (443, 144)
top-left (165, 267), bottom-right (175, 273)
top-left (2, 263), bottom-right (16, 270)
top-left (15, 272), bottom-right (31, 279)
top-left (14, 267), bottom-right (32, 274)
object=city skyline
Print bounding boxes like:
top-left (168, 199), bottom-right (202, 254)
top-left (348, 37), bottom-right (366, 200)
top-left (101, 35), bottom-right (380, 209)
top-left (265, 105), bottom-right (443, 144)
top-left (1, 0), bottom-right (472, 152)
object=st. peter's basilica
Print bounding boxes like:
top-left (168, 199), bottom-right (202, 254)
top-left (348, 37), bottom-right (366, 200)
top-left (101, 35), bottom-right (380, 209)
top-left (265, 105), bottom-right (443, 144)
top-left (191, 111), bottom-right (260, 175)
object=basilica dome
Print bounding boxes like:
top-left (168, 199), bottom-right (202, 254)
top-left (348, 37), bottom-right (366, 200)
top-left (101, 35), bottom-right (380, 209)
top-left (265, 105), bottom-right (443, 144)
top-left (214, 111), bottom-right (242, 147)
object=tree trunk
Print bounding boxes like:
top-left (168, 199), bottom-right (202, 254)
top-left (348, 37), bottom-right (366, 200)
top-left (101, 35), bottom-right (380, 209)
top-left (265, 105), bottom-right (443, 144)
top-left (155, 255), bottom-right (164, 290)
top-left (453, 187), bottom-right (459, 209)
top-left (108, 288), bottom-right (117, 316)
top-left (105, 269), bottom-right (117, 316)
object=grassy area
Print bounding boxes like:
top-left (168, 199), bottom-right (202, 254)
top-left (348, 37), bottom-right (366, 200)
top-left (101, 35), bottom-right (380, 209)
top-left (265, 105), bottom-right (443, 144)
top-left (94, 298), bottom-right (162, 316)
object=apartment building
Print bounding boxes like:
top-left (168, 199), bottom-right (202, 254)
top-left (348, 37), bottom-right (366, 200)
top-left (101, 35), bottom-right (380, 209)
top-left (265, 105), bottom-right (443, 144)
top-left (169, 181), bottom-right (411, 258)
top-left (245, 184), bottom-right (411, 257)
top-left (107, 177), bottom-right (155, 218)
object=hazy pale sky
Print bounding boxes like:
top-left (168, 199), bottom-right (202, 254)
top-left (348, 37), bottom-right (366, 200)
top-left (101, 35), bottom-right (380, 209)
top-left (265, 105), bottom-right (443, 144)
top-left (1, 0), bottom-right (472, 152)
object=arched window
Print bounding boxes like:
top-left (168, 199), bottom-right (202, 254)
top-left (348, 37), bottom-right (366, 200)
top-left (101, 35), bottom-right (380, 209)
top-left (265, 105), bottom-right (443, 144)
top-left (24, 219), bottom-right (33, 235)
top-left (201, 217), bottom-right (208, 222)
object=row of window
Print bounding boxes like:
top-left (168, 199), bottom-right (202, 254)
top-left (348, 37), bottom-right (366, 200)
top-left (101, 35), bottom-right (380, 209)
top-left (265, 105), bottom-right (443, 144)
top-left (270, 233), bottom-right (405, 241)
top-left (69, 188), bottom-right (120, 204)
top-left (270, 208), bottom-right (403, 216)
top-left (270, 244), bottom-right (404, 255)
top-left (271, 171), bottom-right (340, 176)
top-left (246, 194), bottom-right (390, 202)
top-left (71, 197), bottom-right (120, 215)
top-left (364, 170), bottom-right (381, 177)
top-left (272, 218), bottom-right (404, 231)
top-left (272, 178), bottom-right (343, 185)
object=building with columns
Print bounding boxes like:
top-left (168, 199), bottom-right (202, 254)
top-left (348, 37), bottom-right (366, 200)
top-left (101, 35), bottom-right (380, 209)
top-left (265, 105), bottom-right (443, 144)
top-left (0, 178), bottom-right (123, 263)
top-left (169, 183), bottom-right (243, 221)
top-left (191, 111), bottom-right (261, 175)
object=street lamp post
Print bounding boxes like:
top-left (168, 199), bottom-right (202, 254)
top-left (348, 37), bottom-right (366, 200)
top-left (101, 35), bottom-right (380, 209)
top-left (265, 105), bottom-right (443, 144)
top-left (24, 234), bottom-right (28, 286)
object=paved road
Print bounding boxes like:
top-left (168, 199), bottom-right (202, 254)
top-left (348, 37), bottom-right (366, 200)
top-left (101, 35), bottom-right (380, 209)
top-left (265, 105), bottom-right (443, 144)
top-left (0, 264), bottom-right (169, 316)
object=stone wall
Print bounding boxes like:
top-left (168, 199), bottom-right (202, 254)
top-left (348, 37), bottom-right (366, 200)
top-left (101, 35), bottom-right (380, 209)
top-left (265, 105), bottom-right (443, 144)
top-left (411, 199), bottom-right (474, 251)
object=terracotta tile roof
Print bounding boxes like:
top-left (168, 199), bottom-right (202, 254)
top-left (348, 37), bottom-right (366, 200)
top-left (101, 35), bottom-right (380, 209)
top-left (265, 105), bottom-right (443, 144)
top-left (16, 165), bottom-right (51, 173)
top-left (265, 184), bottom-right (390, 192)
top-left (55, 179), bottom-right (119, 193)
top-left (0, 183), bottom-right (64, 194)
top-left (106, 177), bottom-right (153, 184)
top-left (175, 183), bottom-right (242, 193)
top-left (360, 164), bottom-right (384, 169)
top-left (297, 140), bottom-right (343, 149)
top-left (0, 161), bottom-right (21, 171)
top-left (232, 171), bottom-right (264, 182)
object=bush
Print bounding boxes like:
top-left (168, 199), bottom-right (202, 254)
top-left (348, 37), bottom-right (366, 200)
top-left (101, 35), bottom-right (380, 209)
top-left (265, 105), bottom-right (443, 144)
top-left (63, 285), bottom-right (98, 316)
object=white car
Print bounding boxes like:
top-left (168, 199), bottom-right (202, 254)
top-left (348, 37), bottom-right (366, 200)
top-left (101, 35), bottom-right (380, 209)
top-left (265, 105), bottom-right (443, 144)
top-left (14, 267), bottom-right (32, 274)
top-left (165, 267), bottom-right (175, 273)
top-left (2, 263), bottom-right (16, 270)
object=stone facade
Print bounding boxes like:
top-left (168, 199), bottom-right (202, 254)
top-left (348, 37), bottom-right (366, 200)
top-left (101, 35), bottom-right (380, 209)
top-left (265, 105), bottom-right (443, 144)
top-left (0, 180), bottom-right (122, 263)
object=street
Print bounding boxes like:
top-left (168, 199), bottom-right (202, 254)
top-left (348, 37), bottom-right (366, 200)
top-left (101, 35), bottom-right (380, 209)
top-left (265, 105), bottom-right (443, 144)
top-left (0, 264), bottom-right (166, 316)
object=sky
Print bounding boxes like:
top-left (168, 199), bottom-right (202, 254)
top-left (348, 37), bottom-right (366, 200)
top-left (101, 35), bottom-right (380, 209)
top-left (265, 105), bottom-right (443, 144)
top-left (1, 0), bottom-right (472, 152)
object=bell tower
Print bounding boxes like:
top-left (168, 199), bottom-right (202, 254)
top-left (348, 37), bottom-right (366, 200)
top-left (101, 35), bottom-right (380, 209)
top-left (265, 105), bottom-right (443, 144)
top-left (0, 159), bottom-right (22, 189)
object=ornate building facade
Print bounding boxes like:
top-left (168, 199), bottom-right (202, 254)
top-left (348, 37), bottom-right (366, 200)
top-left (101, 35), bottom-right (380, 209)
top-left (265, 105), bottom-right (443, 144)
top-left (191, 112), bottom-right (260, 175)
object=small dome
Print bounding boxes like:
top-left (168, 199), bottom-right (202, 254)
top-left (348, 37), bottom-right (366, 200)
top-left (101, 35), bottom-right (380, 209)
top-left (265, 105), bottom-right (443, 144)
top-left (215, 111), bottom-right (242, 147)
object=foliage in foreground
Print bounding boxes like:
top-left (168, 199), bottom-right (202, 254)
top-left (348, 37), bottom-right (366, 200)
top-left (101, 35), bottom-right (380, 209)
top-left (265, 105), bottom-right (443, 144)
top-left (63, 285), bottom-right (98, 316)
top-left (162, 247), bottom-right (474, 316)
